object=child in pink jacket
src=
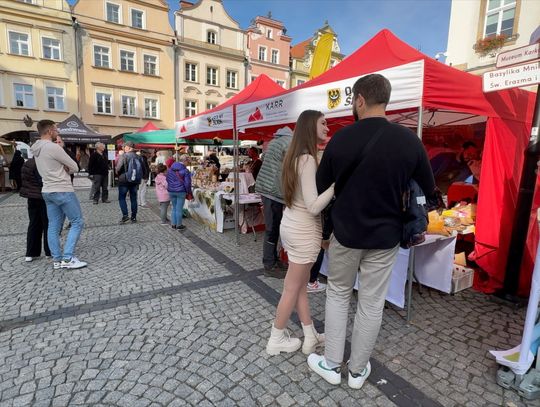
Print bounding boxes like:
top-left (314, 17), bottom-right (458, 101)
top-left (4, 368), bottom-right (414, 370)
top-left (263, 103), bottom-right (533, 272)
top-left (154, 164), bottom-right (170, 224)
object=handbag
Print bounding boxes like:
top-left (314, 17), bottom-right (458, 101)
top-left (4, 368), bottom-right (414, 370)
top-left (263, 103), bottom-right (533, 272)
top-left (321, 124), bottom-right (389, 231)
top-left (174, 170), bottom-right (193, 200)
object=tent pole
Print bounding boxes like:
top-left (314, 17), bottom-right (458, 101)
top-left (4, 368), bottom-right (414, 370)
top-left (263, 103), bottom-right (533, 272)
top-left (416, 107), bottom-right (423, 140)
top-left (233, 105), bottom-right (240, 246)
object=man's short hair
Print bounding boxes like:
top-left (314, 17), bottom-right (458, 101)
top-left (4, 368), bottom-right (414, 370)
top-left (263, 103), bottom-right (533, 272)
top-left (37, 119), bottom-right (56, 136)
top-left (352, 74), bottom-right (392, 107)
top-left (462, 141), bottom-right (477, 150)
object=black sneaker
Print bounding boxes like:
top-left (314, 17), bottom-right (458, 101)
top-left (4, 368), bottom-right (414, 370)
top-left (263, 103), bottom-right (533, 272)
top-left (131, 218), bottom-right (137, 223)
top-left (177, 225), bottom-right (186, 231)
top-left (119, 216), bottom-right (129, 224)
top-left (93, 201), bottom-right (99, 205)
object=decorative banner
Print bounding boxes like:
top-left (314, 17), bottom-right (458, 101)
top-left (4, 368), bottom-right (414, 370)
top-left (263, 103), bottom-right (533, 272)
top-left (237, 60), bottom-right (425, 131)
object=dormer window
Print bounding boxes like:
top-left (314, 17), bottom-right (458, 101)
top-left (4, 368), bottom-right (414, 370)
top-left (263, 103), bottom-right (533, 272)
top-left (207, 30), bottom-right (217, 44)
top-left (267, 29), bottom-right (273, 39)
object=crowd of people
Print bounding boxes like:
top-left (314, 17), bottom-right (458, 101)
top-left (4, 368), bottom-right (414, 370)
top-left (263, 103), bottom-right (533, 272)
top-left (15, 73), bottom-right (440, 391)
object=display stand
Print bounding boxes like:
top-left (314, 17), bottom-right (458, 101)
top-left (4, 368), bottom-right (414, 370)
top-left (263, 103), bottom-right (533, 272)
top-left (492, 209), bottom-right (540, 400)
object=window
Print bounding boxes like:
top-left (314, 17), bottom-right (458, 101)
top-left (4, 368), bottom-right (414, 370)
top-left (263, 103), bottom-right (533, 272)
top-left (251, 76), bottom-right (257, 82)
top-left (185, 100), bottom-right (196, 118)
top-left (42, 37), bottom-right (61, 60)
top-left (143, 54), bottom-right (157, 75)
top-left (46, 87), bottom-right (65, 110)
top-left (484, 0), bottom-right (516, 37)
top-left (9, 32), bottom-right (29, 56)
top-left (185, 63), bottom-right (197, 82)
top-left (106, 2), bottom-right (120, 23)
top-left (207, 30), bottom-right (216, 44)
top-left (14, 84), bottom-right (34, 107)
top-left (267, 29), bottom-right (273, 39)
top-left (122, 95), bottom-right (136, 116)
top-left (120, 50), bottom-right (135, 72)
top-left (206, 67), bottom-right (218, 86)
top-left (131, 9), bottom-right (145, 29)
top-left (96, 92), bottom-right (112, 114)
top-left (258, 46), bottom-right (266, 61)
top-left (94, 46), bottom-right (110, 68)
top-left (276, 80), bottom-right (285, 87)
top-left (144, 98), bottom-right (158, 118)
top-left (271, 49), bottom-right (279, 64)
top-left (19, 0), bottom-right (35, 3)
top-left (206, 102), bottom-right (217, 110)
top-left (296, 79), bottom-right (305, 86)
top-left (226, 70), bottom-right (237, 89)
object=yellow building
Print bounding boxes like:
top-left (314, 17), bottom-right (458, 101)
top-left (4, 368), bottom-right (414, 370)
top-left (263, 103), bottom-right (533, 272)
top-left (72, 0), bottom-right (175, 136)
top-left (175, 0), bottom-right (247, 119)
top-left (0, 0), bottom-right (77, 141)
top-left (290, 23), bottom-right (344, 89)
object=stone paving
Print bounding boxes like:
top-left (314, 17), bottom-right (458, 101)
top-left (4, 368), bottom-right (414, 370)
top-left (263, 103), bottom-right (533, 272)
top-left (0, 188), bottom-right (539, 406)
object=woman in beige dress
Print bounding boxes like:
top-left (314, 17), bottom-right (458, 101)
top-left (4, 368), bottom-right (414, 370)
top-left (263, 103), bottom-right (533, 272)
top-left (266, 110), bottom-right (335, 355)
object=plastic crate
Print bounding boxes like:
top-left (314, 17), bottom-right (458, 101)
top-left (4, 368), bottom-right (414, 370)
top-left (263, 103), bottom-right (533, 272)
top-left (451, 264), bottom-right (474, 293)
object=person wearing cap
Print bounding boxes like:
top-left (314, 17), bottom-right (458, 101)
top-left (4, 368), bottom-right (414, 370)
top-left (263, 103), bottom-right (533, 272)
top-left (254, 126), bottom-right (294, 278)
top-left (115, 141), bottom-right (141, 223)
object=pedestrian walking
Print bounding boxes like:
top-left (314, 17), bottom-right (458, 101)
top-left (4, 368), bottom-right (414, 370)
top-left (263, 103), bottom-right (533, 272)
top-left (19, 157), bottom-right (51, 262)
top-left (138, 150), bottom-right (151, 208)
top-left (9, 150), bottom-right (24, 191)
top-left (31, 120), bottom-right (86, 270)
top-left (116, 141), bottom-right (143, 223)
top-left (309, 74), bottom-right (436, 389)
top-left (154, 164), bottom-right (170, 225)
top-left (265, 110), bottom-right (335, 356)
top-left (254, 126), bottom-right (294, 279)
top-left (166, 155), bottom-right (192, 230)
top-left (88, 142), bottom-right (110, 204)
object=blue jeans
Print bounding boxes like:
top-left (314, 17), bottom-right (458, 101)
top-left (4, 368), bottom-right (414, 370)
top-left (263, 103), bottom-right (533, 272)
top-left (169, 191), bottom-right (186, 227)
top-left (42, 192), bottom-right (84, 261)
top-left (118, 184), bottom-right (138, 218)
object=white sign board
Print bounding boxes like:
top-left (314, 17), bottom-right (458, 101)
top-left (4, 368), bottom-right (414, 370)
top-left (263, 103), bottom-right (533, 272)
top-left (496, 43), bottom-right (540, 68)
top-left (483, 61), bottom-right (539, 92)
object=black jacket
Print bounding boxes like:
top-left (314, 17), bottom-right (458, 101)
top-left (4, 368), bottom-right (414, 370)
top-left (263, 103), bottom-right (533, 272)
top-left (88, 151), bottom-right (109, 176)
top-left (19, 158), bottom-right (43, 200)
top-left (317, 117), bottom-right (436, 250)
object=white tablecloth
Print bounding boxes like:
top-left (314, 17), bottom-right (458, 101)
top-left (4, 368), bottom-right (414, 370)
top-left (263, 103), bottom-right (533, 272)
top-left (320, 235), bottom-right (457, 308)
top-left (227, 172), bottom-right (255, 194)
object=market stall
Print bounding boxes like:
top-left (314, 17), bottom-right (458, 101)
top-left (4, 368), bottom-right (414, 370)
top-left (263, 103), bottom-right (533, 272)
top-left (235, 29), bottom-right (537, 296)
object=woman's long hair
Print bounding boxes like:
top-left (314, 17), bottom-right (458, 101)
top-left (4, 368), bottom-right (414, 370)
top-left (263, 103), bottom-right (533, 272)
top-left (282, 110), bottom-right (323, 208)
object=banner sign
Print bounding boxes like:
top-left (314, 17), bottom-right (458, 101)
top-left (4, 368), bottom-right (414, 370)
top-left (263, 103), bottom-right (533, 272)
top-left (483, 61), bottom-right (540, 92)
top-left (176, 106), bottom-right (234, 139)
top-left (236, 60), bottom-right (424, 131)
top-left (496, 43), bottom-right (540, 69)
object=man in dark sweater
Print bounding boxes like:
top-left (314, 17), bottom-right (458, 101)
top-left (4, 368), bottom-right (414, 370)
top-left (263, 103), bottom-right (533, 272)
top-left (308, 74), bottom-right (435, 389)
top-left (88, 142), bottom-right (110, 204)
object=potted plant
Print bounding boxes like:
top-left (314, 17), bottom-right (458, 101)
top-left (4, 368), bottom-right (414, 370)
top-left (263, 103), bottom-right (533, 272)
top-left (474, 34), bottom-right (508, 57)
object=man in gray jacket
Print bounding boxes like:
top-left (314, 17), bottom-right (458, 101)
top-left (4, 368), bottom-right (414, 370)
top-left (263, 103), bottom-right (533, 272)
top-left (255, 126), bottom-right (293, 278)
top-left (31, 120), bottom-right (86, 270)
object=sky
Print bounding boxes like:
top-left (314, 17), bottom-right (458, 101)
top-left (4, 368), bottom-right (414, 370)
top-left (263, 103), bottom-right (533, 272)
top-left (166, 0), bottom-right (453, 59)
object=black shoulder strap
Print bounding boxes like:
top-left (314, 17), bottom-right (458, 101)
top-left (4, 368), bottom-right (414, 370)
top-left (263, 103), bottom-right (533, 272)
top-left (335, 123), bottom-right (389, 196)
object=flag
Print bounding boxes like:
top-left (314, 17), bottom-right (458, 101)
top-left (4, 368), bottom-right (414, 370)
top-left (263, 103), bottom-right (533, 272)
top-left (309, 32), bottom-right (334, 79)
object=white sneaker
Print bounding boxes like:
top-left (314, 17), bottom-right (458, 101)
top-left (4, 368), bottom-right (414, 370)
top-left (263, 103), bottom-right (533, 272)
top-left (53, 261), bottom-right (61, 270)
top-left (307, 354), bottom-right (341, 385)
top-left (348, 360), bottom-right (371, 389)
top-left (307, 280), bottom-right (326, 293)
top-left (25, 257), bottom-right (33, 262)
top-left (266, 325), bottom-right (302, 355)
top-left (60, 257), bottom-right (87, 269)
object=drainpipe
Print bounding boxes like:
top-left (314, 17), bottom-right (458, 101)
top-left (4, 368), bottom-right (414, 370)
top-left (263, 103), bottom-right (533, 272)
top-left (71, 16), bottom-right (82, 118)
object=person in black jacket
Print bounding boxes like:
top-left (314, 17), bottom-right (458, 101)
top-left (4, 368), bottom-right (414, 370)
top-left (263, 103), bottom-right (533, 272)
top-left (19, 157), bottom-right (51, 262)
top-left (9, 150), bottom-right (25, 191)
top-left (88, 142), bottom-right (110, 204)
top-left (309, 74), bottom-right (436, 389)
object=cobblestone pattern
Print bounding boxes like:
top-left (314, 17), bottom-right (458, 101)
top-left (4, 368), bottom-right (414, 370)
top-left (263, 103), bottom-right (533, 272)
top-left (0, 188), bottom-right (538, 406)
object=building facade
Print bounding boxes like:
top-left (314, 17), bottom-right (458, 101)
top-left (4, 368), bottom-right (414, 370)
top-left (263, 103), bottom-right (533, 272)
top-left (72, 0), bottom-right (175, 136)
top-left (246, 15), bottom-right (291, 89)
top-left (446, 0), bottom-right (540, 77)
top-left (289, 23), bottom-right (344, 89)
top-left (175, 0), bottom-right (247, 120)
top-left (0, 0), bottom-right (76, 141)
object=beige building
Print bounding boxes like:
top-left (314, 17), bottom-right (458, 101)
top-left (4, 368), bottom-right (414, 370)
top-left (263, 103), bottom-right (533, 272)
top-left (446, 0), bottom-right (540, 78)
top-left (290, 23), bottom-right (344, 89)
top-left (0, 0), bottom-right (76, 141)
top-left (175, 0), bottom-right (247, 119)
top-left (72, 0), bottom-right (175, 136)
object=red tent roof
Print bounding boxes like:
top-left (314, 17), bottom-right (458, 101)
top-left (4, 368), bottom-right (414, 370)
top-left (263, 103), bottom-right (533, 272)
top-left (136, 122), bottom-right (160, 133)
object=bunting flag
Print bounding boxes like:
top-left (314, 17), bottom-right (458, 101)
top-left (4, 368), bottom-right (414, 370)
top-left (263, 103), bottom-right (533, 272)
top-left (309, 32), bottom-right (335, 79)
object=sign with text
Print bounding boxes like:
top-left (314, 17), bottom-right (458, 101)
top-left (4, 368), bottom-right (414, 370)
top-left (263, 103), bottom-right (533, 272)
top-left (496, 43), bottom-right (540, 68)
top-left (483, 61), bottom-right (539, 92)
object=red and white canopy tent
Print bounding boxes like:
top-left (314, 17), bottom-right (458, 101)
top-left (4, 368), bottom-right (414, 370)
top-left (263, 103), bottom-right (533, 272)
top-left (236, 29), bottom-right (537, 296)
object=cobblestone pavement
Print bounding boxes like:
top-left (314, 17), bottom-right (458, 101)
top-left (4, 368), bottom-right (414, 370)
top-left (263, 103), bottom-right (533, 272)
top-left (0, 188), bottom-right (539, 406)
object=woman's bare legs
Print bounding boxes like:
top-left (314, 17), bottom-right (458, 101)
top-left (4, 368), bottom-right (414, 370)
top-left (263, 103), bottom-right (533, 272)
top-left (274, 261), bottom-right (313, 329)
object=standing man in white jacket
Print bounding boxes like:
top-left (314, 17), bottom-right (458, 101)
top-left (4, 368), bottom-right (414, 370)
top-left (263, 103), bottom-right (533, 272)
top-left (31, 120), bottom-right (86, 270)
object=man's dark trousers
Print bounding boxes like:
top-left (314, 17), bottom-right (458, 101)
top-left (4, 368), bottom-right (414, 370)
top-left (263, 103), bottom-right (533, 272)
top-left (92, 174), bottom-right (109, 202)
top-left (26, 198), bottom-right (50, 257)
top-left (262, 196), bottom-right (284, 269)
top-left (118, 184), bottom-right (138, 219)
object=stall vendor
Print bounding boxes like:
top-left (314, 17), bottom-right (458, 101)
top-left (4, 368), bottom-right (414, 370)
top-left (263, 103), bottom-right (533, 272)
top-left (244, 147), bottom-right (262, 180)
